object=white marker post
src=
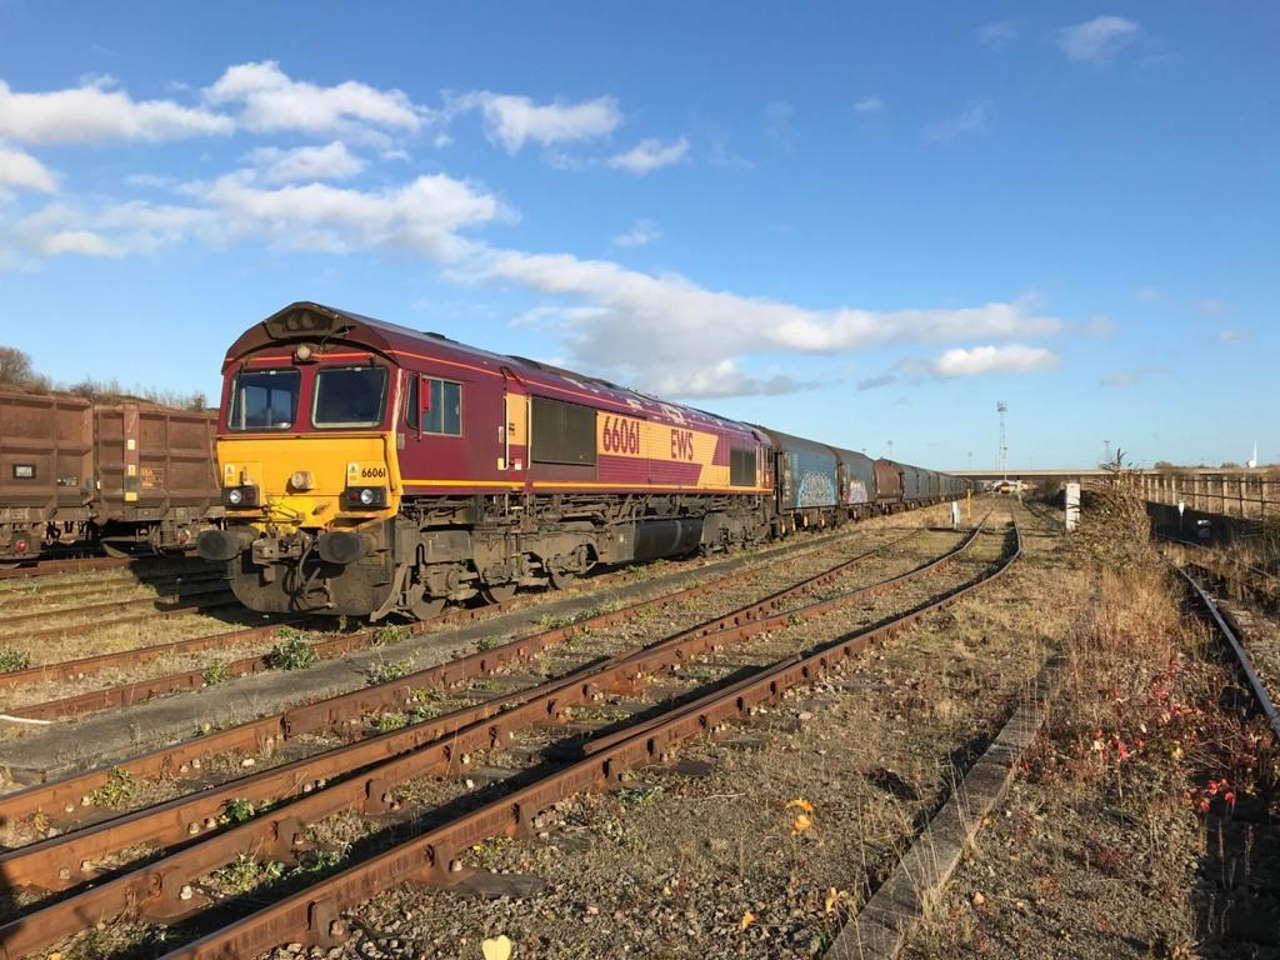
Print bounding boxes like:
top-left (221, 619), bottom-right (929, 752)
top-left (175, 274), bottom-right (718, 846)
top-left (1064, 482), bottom-right (1081, 532)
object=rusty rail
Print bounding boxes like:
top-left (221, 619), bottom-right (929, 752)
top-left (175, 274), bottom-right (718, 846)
top-left (0, 571), bottom-right (222, 610)
top-left (0, 555), bottom-right (208, 583)
top-left (149, 519), bottom-right (1018, 960)
top-left (1174, 564), bottom-right (1280, 743)
top-left (0, 523), bottom-right (972, 951)
top-left (0, 594), bottom-right (241, 648)
top-left (0, 517), bottom-right (890, 719)
top-left (0, 522), bottom-right (916, 825)
top-left (0, 582), bottom-right (231, 632)
top-left (0, 618), bottom-right (306, 694)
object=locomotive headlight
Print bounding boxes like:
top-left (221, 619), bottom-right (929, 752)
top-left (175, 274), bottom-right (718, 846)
top-left (343, 486), bottom-right (387, 509)
top-left (289, 470), bottom-right (314, 492)
top-left (222, 484), bottom-right (259, 508)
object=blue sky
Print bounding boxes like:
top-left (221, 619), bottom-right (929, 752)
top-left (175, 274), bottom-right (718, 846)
top-left (0, 1), bottom-right (1275, 469)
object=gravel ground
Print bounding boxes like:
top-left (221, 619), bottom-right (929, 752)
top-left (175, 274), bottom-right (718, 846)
top-left (19, 506), bottom-right (978, 959)
top-left (182, 501), bottom-right (1085, 960)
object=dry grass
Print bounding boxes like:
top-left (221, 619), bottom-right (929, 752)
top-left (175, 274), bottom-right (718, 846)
top-left (905, 478), bottom-right (1280, 960)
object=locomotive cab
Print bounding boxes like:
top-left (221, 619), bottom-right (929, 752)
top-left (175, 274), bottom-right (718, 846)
top-left (198, 305), bottom-right (406, 615)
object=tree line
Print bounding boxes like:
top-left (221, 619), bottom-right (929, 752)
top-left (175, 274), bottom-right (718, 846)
top-left (0, 345), bottom-right (208, 412)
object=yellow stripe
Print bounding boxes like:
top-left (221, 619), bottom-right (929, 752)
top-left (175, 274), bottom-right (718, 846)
top-left (403, 479), bottom-right (522, 488)
top-left (400, 478), bottom-right (771, 494)
top-left (534, 481), bottom-right (770, 493)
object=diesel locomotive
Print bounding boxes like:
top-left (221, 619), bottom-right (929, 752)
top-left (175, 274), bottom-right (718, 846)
top-left (197, 302), bottom-right (964, 620)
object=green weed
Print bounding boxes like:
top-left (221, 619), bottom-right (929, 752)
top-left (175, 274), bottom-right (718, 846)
top-left (202, 660), bottom-right (231, 685)
top-left (87, 768), bottom-right (137, 810)
top-left (267, 630), bottom-right (316, 670)
top-left (0, 649), bottom-right (30, 672)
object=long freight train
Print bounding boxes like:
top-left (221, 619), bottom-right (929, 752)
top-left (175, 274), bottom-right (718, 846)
top-left (0, 391), bottom-right (223, 563)
top-left (198, 302), bottom-right (966, 620)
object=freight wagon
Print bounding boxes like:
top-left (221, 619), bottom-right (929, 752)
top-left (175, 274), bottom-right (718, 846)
top-left (0, 390), bottom-right (223, 563)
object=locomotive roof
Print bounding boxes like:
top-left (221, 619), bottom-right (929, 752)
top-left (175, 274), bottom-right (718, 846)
top-left (226, 301), bottom-right (764, 439)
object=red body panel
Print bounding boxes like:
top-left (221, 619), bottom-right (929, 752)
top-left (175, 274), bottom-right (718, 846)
top-left (219, 306), bottom-right (773, 500)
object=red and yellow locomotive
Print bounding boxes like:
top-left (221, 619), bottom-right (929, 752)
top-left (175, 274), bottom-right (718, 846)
top-left (198, 302), bottom-right (777, 619)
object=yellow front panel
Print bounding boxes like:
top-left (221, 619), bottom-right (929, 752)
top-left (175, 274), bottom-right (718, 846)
top-left (218, 433), bottom-right (398, 530)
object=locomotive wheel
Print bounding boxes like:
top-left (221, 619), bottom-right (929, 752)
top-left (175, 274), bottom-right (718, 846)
top-left (548, 569), bottom-right (576, 590)
top-left (409, 594), bottom-right (446, 620)
top-left (481, 582), bottom-right (518, 604)
top-left (100, 541), bottom-right (132, 559)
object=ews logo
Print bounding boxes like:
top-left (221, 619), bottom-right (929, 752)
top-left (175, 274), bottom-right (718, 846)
top-left (670, 429), bottom-right (695, 461)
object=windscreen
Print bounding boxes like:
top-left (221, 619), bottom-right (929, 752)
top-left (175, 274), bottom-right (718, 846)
top-left (229, 369), bottom-right (301, 431)
top-left (313, 365), bottom-right (388, 428)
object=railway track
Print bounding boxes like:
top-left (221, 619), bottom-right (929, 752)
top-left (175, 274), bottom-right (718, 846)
top-left (0, 515), bottom-right (1017, 959)
top-left (1176, 564), bottom-right (1280, 742)
top-left (0, 517), bottom-right (928, 722)
top-left (0, 554), bottom-right (208, 583)
top-left (0, 522), bottom-right (929, 820)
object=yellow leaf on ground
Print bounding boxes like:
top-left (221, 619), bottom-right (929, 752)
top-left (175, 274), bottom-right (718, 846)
top-left (482, 935), bottom-right (513, 960)
top-left (825, 887), bottom-right (840, 915)
top-left (741, 910), bottom-right (756, 930)
top-left (791, 813), bottom-right (813, 835)
top-left (786, 798), bottom-right (815, 814)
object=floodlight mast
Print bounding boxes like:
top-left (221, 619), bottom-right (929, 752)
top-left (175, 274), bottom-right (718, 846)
top-left (996, 401), bottom-right (1008, 482)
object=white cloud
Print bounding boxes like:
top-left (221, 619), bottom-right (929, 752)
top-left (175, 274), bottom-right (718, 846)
top-left (14, 200), bottom-right (211, 257)
top-left (1136, 286), bottom-right (1162, 302)
top-left (11, 171), bottom-right (502, 262)
top-left (1194, 298), bottom-right (1226, 316)
top-left (0, 77), bottom-right (232, 145)
top-left (477, 249), bottom-right (1059, 395)
top-left (977, 20), bottom-right (1017, 50)
top-left (929, 344), bottom-right (1058, 377)
top-left (0, 145), bottom-right (56, 192)
top-left (41, 230), bottom-right (120, 257)
top-left (607, 137), bottom-right (688, 175)
top-left (204, 61), bottom-right (425, 137)
top-left (1218, 328), bottom-right (1246, 344)
top-left (1057, 16), bottom-right (1140, 64)
top-left (454, 92), bottom-right (621, 153)
top-left (925, 101), bottom-right (991, 143)
top-left (853, 97), bottom-right (884, 114)
top-left (612, 218), bottom-right (661, 248)
top-left (245, 141), bottom-right (366, 184)
top-left (190, 172), bottom-right (503, 258)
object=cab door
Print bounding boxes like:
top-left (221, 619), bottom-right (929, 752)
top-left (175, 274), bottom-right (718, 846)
top-left (500, 367), bottom-right (529, 493)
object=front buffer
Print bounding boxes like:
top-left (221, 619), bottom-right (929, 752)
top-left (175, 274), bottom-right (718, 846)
top-left (199, 518), bottom-right (398, 617)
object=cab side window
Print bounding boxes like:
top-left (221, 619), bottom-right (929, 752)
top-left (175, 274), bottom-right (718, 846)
top-left (406, 375), bottom-right (462, 436)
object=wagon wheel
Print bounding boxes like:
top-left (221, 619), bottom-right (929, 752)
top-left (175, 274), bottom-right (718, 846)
top-left (0, 560), bottom-right (21, 570)
top-left (481, 582), bottom-right (518, 605)
top-left (100, 540), bottom-right (133, 559)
